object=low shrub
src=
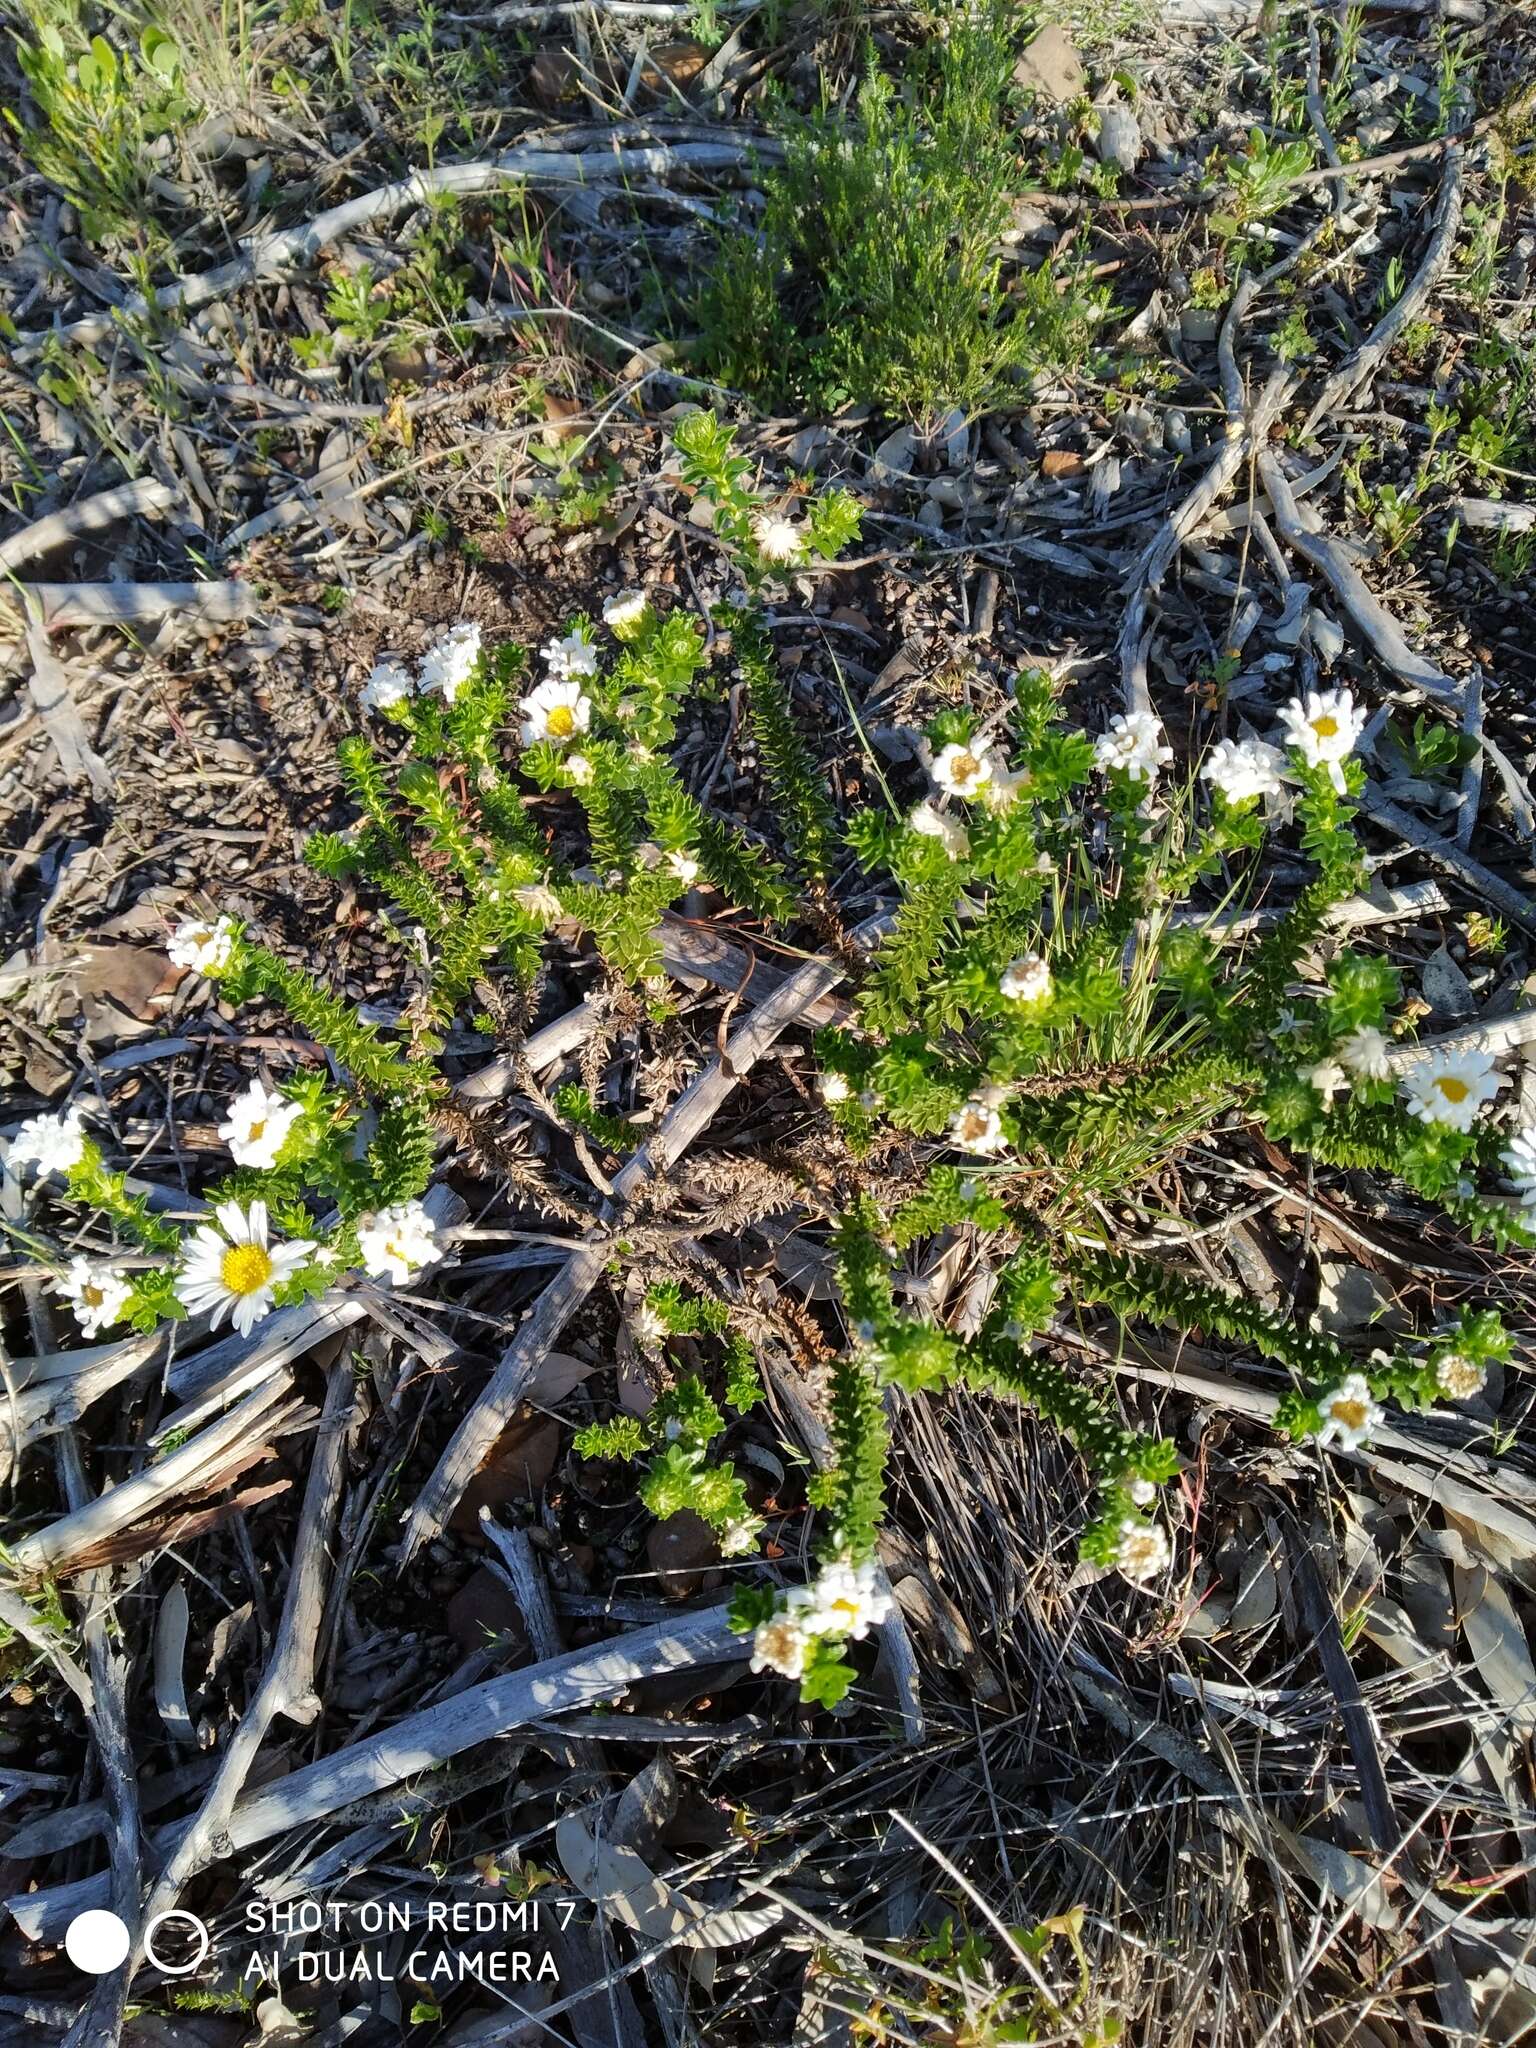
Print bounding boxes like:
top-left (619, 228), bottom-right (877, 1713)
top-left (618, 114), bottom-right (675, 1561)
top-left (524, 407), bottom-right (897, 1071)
top-left (9, 413), bottom-right (1532, 1711)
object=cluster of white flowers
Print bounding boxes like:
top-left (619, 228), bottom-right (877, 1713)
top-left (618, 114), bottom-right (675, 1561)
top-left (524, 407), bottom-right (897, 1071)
top-left (1435, 1351), bottom-right (1486, 1402)
top-left (601, 589), bottom-right (651, 639)
top-left (750, 1557), bottom-right (893, 1678)
top-left (1305, 1059), bottom-right (1347, 1109)
top-left (1316, 1373), bottom-right (1384, 1451)
top-left (719, 1514), bottom-right (767, 1559)
top-left (631, 1301), bottom-right (669, 1348)
top-left (1200, 736), bottom-right (1286, 807)
top-left (9, 1105), bottom-right (88, 1177)
top-left (752, 512), bottom-right (805, 566)
top-left (949, 1089), bottom-right (1009, 1156)
top-left (178, 1199), bottom-right (316, 1338)
top-left (364, 623), bottom-right (484, 714)
top-left (540, 630), bottom-right (600, 682)
top-left (1276, 686), bottom-right (1366, 793)
top-left (908, 801), bottom-right (970, 859)
top-left (1340, 1026), bottom-right (1392, 1081)
top-left (418, 623), bottom-right (483, 704)
top-left (360, 658), bottom-right (413, 714)
top-left (356, 1199), bottom-right (441, 1286)
top-left (1399, 1046), bottom-right (1503, 1132)
top-left (514, 882), bottom-right (564, 923)
top-left (1504, 1127), bottom-right (1536, 1206)
top-left (1095, 711), bottom-right (1173, 785)
top-left (1115, 1517), bottom-right (1171, 1585)
top-left (218, 1080), bottom-right (302, 1171)
top-left (999, 955), bottom-right (1051, 1006)
top-left (168, 915), bottom-right (237, 976)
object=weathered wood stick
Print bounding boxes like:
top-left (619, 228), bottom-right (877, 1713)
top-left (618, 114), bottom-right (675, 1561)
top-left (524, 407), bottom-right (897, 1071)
top-left (10, 1606), bottom-right (738, 1944)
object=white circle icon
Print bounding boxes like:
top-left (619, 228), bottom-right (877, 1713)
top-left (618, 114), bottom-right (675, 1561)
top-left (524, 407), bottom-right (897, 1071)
top-left (65, 1910), bottom-right (131, 1976)
top-left (144, 1908), bottom-right (211, 1976)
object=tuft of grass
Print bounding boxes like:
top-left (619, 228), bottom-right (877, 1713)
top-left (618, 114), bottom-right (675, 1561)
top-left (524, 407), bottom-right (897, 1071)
top-left (692, 15), bottom-right (1111, 424)
top-left (7, 8), bottom-right (195, 245)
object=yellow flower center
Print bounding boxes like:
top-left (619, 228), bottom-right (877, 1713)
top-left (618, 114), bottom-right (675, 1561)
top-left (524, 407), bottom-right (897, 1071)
top-left (1329, 1398), bottom-right (1369, 1432)
top-left (82, 1282), bottom-right (104, 1307)
top-left (953, 752), bottom-right (979, 782)
top-left (547, 705), bottom-right (576, 739)
top-left (1436, 1076), bottom-right (1469, 1104)
top-left (248, 1118), bottom-right (266, 1140)
top-left (960, 1111), bottom-right (989, 1142)
top-left (221, 1243), bottom-right (274, 1296)
top-left (1309, 715), bottom-right (1339, 740)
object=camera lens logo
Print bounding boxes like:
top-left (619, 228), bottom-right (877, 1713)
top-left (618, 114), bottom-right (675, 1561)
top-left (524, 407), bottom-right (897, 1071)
top-left (64, 1908), bottom-right (211, 1977)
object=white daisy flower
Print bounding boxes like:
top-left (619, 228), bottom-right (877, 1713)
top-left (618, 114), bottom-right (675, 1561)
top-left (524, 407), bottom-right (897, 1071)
top-left (1399, 1048), bottom-right (1503, 1131)
top-left (177, 1199), bottom-right (316, 1338)
top-left (1277, 687), bottom-right (1367, 794)
top-left (931, 743), bottom-right (996, 800)
top-left (1305, 1060), bottom-right (1348, 1109)
top-left (666, 850), bottom-right (701, 888)
top-left (417, 622), bottom-right (482, 704)
top-left (719, 1514), bottom-right (766, 1559)
top-left (56, 1256), bottom-right (132, 1338)
top-left (798, 1558), bottom-right (892, 1641)
top-left (752, 513), bottom-right (804, 565)
top-left (602, 590), bottom-right (650, 639)
top-left (519, 676), bottom-right (593, 748)
top-left (1502, 1127), bottom-right (1536, 1205)
top-left (361, 658), bottom-right (413, 713)
top-left (168, 914), bottom-right (237, 975)
top-left (1435, 1351), bottom-right (1486, 1402)
top-left (356, 1199), bottom-right (441, 1286)
top-left (950, 1093), bottom-right (1008, 1156)
top-left (1094, 712), bottom-right (1173, 785)
top-left (908, 801), bottom-right (970, 858)
top-left (9, 1105), bottom-right (88, 1177)
top-left (514, 883), bottom-right (563, 922)
top-left (217, 1081), bottom-right (302, 1171)
top-left (750, 1609), bottom-right (810, 1679)
top-left (1116, 1518), bottom-right (1171, 1585)
top-left (820, 1072), bottom-right (851, 1104)
top-left (1000, 955), bottom-right (1051, 1005)
top-left (1316, 1372), bottom-right (1384, 1451)
top-left (566, 753), bottom-right (594, 787)
top-left (540, 630), bottom-right (600, 680)
top-left (1339, 1026), bottom-right (1392, 1082)
top-left (1127, 1477), bottom-right (1157, 1508)
top-left (1200, 736), bottom-right (1287, 806)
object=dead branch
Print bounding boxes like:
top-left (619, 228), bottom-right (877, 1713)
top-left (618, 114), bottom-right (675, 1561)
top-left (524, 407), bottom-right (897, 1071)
top-left (18, 140), bottom-right (785, 357)
top-left (1355, 787), bottom-right (1536, 937)
top-left (1302, 142), bottom-right (1466, 435)
top-left (12, 1605), bottom-right (739, 1944)
top-left (1255, 451), bottom-right (1462, 704)
top-left (0, 479), bottom-right (178, 575)
top-left (135, 1363), bottom-right (355, 1939)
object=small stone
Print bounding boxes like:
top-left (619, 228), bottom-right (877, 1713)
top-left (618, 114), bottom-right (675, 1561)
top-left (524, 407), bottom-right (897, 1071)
top-left (871, 424), bottom-right (916, 486)
top-left (1308, 611), bottom-right (1346, 666)
top-left (1013, 23), bottom-right (1086, 105)
top-left (1420, 945), bottom-right (1476, 1021)
top-left (1094, 103), bottom-right (1142, 172)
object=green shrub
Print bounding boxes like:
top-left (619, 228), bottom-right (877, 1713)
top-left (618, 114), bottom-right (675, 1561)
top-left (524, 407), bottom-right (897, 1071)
top-left (8, 13), bottom-right (194, 244)
top-left (694, 18), bottom-right (1110, 422)
top-left (10, 414), bottom-right (1532, 1715)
